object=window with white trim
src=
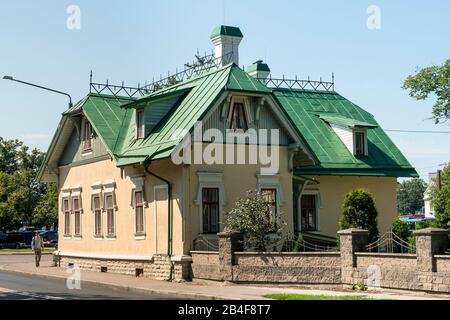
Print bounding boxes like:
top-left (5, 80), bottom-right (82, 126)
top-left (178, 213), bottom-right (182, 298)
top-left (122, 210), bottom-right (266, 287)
top-left (134, 190), bottom-right (145, 235)
top-left (202, 188), bottom-right (220, 234)
top-left (300, 194), bottom-right (317, 231)
top-left (63, 198), bottom-right (70, 236)
top-left (195, 171), bottom-right (226, 235)
top-left (92, 194), bottom-right (102, 237)
top-left (136, 110), bottom-right (144, 139)
top-left (105, 194), bottom-right (115, 237)
top-left (354, 130), bottom-right (367, 156)
top-left (73, 196), bottom-right (82, 237)
top-left (229, 102), bottom-right (248, 131)
top-left (261, 188), bottom-right (277, 218)
top-left (83, 119), bottom-right (93, 152)
top-left (256, 173), bottom-right (282, 219)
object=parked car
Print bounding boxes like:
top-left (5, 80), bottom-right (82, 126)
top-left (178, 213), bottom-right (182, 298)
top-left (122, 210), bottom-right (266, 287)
top-left (1, 231), bottom-right (34, 249)
top-left (40, 231), bottom-right (58, 248)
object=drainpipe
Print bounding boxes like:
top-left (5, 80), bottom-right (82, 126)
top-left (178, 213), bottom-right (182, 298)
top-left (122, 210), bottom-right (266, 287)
top-left (143, 158), bottom-right (174, 280)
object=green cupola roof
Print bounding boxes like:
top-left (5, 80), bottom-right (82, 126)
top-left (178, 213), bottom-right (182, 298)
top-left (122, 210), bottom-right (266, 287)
top-left (210, 25), bottom-right (243, 39)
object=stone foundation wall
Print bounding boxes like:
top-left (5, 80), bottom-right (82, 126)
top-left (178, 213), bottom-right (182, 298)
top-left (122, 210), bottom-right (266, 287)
top-left (232, 252), bottom-right (341, 283)
top-left (59, 254), bottom-right (172, 280)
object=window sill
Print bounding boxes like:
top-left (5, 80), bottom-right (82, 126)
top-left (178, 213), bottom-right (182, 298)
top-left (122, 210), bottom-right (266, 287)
top-left (73, 235), bottom-right (82, 240)
top-left (94, 235), bottom-right (103, 240)
top-left (134, 233), bottom-right (146, 240)
top-left (106, 235), bottom-right (116, 240)
top-left (63, 236), bottom-right (72, 240)
top-left (82, 151), bottom-right (93, 156)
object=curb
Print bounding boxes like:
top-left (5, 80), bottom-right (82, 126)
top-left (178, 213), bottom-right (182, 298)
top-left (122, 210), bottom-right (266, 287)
top-left (0, 266), bottom-right (236, 300)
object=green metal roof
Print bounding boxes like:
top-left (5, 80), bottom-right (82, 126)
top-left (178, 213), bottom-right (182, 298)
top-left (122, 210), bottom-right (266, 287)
top-left (210, 25), bottom-right (243, 39)
top-left (273, 88), bottom-right (418, 177)
top-left (317, 113), bottom-right (378, 129)
top-left (41, 62), bottom-right (417, 179)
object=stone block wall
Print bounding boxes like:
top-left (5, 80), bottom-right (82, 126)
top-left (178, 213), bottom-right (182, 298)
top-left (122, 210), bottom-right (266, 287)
top-left (190, 251), bottom-right (221, 280)
top-left (232, 252), bottom-right (341, 283)
top-left (188, 229), bottom-right (450, 294)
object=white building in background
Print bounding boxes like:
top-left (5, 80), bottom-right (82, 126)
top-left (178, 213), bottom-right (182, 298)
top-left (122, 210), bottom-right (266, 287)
top-left (424, 172), bottom-right (437, 219)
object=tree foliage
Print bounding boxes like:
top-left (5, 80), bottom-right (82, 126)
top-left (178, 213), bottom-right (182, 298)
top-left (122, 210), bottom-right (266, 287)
top-left (431, 163), bottom-right (450, 229)
top-left (397, 178), bottom-right (427, 215)
top-left (402, 59), bottom-right (450, 123)
top-left (224, 190), bottom-right (285, 251)
top-left (339, 189), bottom-right (379, 242)
top-left (0, 137), bottom-right (54, 231)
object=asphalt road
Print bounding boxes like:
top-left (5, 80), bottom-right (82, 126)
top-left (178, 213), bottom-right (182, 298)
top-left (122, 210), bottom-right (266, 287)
top-left (0, 271), bottom-right (188, 300)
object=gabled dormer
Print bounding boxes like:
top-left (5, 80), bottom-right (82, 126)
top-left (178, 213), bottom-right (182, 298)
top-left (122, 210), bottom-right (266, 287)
top-left (317, 113), bottom-right (377, 157)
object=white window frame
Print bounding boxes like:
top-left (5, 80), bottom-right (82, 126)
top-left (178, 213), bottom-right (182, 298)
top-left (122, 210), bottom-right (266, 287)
top-left (131, 176), bottom-right (147, 239)
top-left (227, 96), bottom-right (252, 132)
top-left (103, 180), bottom-right (117, 239)
top-left (82, 118), bottom-right (93, 155)
top-left (136, 109), bottom-right (145, 139)
top-left (61, 188), bottom-right (71, 239)
top-left (256, 173), bottom-right (283, 219)
top-left (195, 171), bottom-right (227, 235)
top-left (91, 182), bottom-right (103, 239)
top-left (353, 128), bottom-right (368, 156)
top-left (298, 189), bottom-right (322, 232)
top-left (71, 185), bottom-right (83, 239)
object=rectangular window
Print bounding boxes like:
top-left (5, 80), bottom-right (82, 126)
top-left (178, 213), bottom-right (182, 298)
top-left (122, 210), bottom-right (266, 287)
top-left (261, 188), bottom-right (277, 217)
top-left (73, 197), bottom-right (81, 236)
top-left (301, 195), bottom-right (317, 231)
top-left (229, 102), bottom-right (248, 131)
top-left (63, 198), bottom-right (70, 236)
top-left (105, 194), bottom-right (115, 237)
top-left (202, 188), bottom-right (220, 234)
top-left (135, 191), bottom-right (144, 235)
top-left (136, 110), bottom-right (144, 139)
top-left (83, 120), bottom-right (93, 152)
top-left (93, 195), bottom-right (102, 237)
top-left (355, 131), bottom-right (366, 156)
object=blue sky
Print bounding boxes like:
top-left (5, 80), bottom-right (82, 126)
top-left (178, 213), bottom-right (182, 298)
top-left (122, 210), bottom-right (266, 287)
top-left (0, 0), bottom-right (449, 180)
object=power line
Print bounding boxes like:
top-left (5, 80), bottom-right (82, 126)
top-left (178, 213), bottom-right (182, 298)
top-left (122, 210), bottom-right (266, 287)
top-left (385, 129), bottom-right (450, 134)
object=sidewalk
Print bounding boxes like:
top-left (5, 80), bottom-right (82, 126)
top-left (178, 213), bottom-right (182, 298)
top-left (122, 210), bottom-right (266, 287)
top-left (1, 256), bottom-right (449, 300)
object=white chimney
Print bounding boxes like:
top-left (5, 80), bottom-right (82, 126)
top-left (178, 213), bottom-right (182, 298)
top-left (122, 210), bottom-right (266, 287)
top-left (247, 60), bottom-right (271, 81)
top-left (210, 25), bottom-right (243, 67)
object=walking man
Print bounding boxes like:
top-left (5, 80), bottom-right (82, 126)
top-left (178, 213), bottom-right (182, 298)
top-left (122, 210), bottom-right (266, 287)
top-left (31, 231), bottom-right (43, 267)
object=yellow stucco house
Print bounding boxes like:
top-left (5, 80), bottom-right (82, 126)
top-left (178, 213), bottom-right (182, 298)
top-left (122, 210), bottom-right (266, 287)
top-left (38, 25), bottom-right (417, 281)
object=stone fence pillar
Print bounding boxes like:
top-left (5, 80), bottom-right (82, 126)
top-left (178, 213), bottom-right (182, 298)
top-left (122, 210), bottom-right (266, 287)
top-left (218, 232), bottom-right (244, 282)
top-left (414, 228), bottom-right (448, 273)
top-left (338, 228), bottom-right (369, 284)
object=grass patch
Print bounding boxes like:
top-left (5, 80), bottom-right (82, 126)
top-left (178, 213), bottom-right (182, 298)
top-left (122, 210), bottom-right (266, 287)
top-left (263, 293), bottom-right (384, 300)
top-left (0, 248), bottom-right (55, 254)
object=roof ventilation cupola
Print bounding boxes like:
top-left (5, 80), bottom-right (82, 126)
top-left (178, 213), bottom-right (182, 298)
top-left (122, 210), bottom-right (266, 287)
top-left (247, 60), bottom-right (271, 82)
top-left (210, 25), bottom-right (243, 67)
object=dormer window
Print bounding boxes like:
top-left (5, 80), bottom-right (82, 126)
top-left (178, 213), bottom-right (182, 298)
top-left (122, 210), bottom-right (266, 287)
top-left (354, 129), bottom-right (368, 156)
top-left (136, 110), bottom-right (144, 139)
top-left (229, 101), bottom-right (248, 132)
top-left (83, 119), bottom-right (93, 152)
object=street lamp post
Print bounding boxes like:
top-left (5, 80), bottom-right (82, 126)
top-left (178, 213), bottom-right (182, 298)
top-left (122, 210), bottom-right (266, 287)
top-left (2, 75), bottom-right (73, 109)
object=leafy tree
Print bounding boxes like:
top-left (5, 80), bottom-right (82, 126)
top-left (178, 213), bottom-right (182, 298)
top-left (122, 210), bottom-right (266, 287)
top-left (397, 178), bottom-right (427, 214)
top-left (32, 183), bottom-right (58, 229)
top-left (224, 190), bottom-right (285, 251)
top-left (431, 163), bottom-right (450, 229)
top-left (339, 189), bottom-right (379, 242)
top-left (0, 137), bottom-right (49, 231)
top-left (402, 59), bottom-right (450, 123)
